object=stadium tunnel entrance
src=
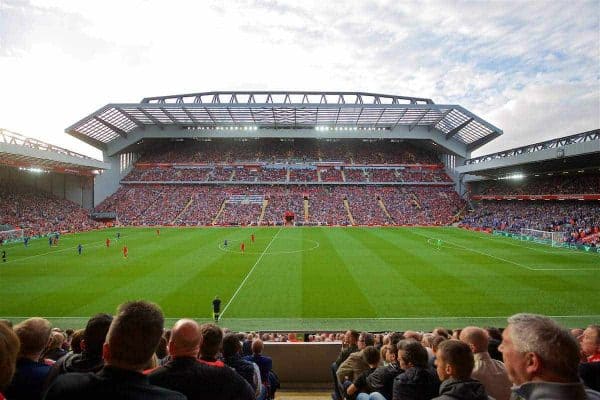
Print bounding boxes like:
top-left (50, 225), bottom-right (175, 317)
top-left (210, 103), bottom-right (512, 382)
top-left (284, 211), bottom-right (295, 225)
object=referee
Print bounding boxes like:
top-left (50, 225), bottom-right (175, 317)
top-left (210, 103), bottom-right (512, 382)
top-left (212, 296), bottom-right (221, 323)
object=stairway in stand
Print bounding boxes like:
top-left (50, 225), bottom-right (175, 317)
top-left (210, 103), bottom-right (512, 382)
top-left (303, 198), bottom-right (309, 222)
top-left (258, 199), bottom-right (269, 225)
top-left (212, 200), bottom-right (227, 225)
top-left (378, 197), bottom-right (395, 223)
top-left (172, 195), bottom-right (194, 225)
top-left (343, 198), bottom-right (356, 225)
top-left (411, 193), bottom-right (422, 209)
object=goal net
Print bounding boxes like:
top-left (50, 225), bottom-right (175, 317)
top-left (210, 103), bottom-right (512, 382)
top-left (519, 228), bottom-right (564, 247)
top-left (0, 228), bottom-right (24, 244)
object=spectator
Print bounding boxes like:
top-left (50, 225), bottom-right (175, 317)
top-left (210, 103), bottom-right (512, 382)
top-left (580, 325), bottom-right (600, 362)
top-left (244, 339), bottom-right (279, 399)
top-left (393, 340), bottom-right (440, 400)
top-left (483, 327), bottom-right (503, 362)
top-left (347, 346), bottom-right (380, 399)
top-left (44, 300), bottom-right (185, 400)
top-left (0, 322), bottom-right (20, 400)
top-left (337, 333), bottom-right (376, 386)
top-left (363, 343), bottom-right (401, 400)
top-left (198, 323), bottom-right (224, 366)
top-left (332, 330), bottom-right (360, 400)
top-left (45, 313), bottom-right (112, 388)
top-left (499, 313), bottom-right (600, 400)
top-left (5, 317), bottom-right (52, 400)
top-left (459, 327), bottom-right (511, 400)
top-left (336, 330), bottom-right (361, 367)
top-left (149, 319), bottom-right (254, 400)
top-left (223, 333), bottom-right (264, 399)
top-left (69, 329), bottom-right (84, 354)
top-left (433, 340), bottom-right (488, 400)
top-left (42, 331), bottom-right (67, 361)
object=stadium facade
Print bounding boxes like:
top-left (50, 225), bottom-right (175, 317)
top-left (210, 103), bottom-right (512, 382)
top-left (64, 91), bottom-right (503, 206)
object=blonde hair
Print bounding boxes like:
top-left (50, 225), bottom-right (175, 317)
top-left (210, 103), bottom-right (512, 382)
top-left (0, 322), bottom-right (20, 389)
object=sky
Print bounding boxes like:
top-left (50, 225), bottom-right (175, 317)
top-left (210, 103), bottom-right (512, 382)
top-left (1, 0), bottom-right (598, 160)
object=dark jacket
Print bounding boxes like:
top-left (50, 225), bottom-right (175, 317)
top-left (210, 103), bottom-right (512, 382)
top-left (244, 354), bottom-right (272, 383)
top-left (224, 354), bottom-right (258, 391)
top-left (148, 356), bottom-right (254, 400)
top-left (43, 365), bottom-right (186, 400)
top-left (433, 378), bottom-right (488, 400)
top-left (44, 352), bottom-right (104, 389)
top-left (580, 362), bottom-right (600, 392)
top-left (5, 357), bottom-right (52, 400)
top-left (366, 362), bottom-right (402, 400)
top-left (393, 366), bottom-right (440, 400)
top-left (43, 348), bottom-right (67, 362)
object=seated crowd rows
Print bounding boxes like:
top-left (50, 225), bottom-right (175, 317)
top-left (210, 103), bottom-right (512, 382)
top-left (478, 174), bottom-right (600, 196)
top-left (461, 200), bottom-right (600, 245)
top-left (95, 185), bottom-right (465, 226)
top-left (123, 166), bottom-right (451, 184)
top-left (0, 188), bottom-right (99, 239)
top-left (1, 303), bottom-right (598, 400)
top-left (137, 139), bottom-right (440, 165)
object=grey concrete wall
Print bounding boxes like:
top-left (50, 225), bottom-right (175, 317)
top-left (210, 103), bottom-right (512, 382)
top-left (263, 342), bottom-right (341, 387)
top-left (93, 152), bottom-right (136, 207)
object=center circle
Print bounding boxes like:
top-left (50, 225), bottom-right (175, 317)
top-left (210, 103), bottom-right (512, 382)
top-left (218, 237), bottom-right (320, 254)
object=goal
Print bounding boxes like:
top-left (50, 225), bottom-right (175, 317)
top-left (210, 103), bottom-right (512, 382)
top-left (519, 228), bottom-right (564, 247)
top-left (0, 228), bottom-right (24, 244)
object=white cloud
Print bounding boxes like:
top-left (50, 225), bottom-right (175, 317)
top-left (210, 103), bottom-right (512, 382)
top-left (0, 0), bottom-right (598, 159)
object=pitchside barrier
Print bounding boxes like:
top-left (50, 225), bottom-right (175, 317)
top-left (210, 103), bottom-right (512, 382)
top-left (263, 342), bottom-right (340, 388)
top-left (494, 230), bottom-right (600, 253)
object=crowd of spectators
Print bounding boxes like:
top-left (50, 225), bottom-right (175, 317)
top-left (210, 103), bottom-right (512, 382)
top-left (0, 187), bottom-right (99, 238)
top-left (476, 173), bottom-right (600, 196)
top-left (135, 139), bottom-right (442, 165)
top-left (344, 169), bottom-right (368, 182)
top-left (122, 166), bottom-right (451, 184)
top-left (461, 200), bottom-right (600, 245)
top-left (1, 308), bottom-right (598, 400)
top-left (94, 139), bottom-right (464, 227)
top-left (95, 184), bottom-right (464, 226)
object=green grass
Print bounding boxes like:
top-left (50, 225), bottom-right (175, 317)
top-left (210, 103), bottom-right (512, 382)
top-left (1, 227), bottom-right (598, 331)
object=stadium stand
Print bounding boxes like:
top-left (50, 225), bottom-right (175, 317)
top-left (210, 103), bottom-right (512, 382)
top-left (95, 139), bottom-right (464, 227)
top-left (0, 187), bottom-right (99, 238)
top-left (4, 309), bottom-right (599, 399)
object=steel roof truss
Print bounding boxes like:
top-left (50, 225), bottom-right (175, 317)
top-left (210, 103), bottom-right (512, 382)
top-left (93, 116), bottom-right (127, 138)
top-left (136, 107), bottom-right (164, 128)
top-left (409, 108), bottom-right (431, 131)
top-left (116, 108), bottom-right (145, 130)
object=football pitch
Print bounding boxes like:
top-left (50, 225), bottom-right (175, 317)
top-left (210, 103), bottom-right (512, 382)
top-left (1, 226), bottom-right (599, 331)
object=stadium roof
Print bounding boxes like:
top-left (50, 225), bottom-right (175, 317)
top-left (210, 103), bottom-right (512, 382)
top-left (457, 129), bottom-right (600, 179)
top-left (0, 128), bottom-right (109, 176)
top-left (65, 91), bottom-right (502, 154)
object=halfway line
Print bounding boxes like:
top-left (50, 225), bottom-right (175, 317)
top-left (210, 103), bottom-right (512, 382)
top-left (219, 228), bottom-right (283, 319)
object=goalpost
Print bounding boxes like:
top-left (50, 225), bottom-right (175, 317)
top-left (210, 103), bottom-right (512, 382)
top-left (0, 228), bottom-right (24, 244)
top-left (519, 228), bottom-right (565, 247)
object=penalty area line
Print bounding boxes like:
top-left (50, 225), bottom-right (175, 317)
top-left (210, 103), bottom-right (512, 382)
top-left (219, 227), bottom-right (283, 319)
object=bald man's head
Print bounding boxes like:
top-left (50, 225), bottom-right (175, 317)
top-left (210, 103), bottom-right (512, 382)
top-left (169, 319), bottom-right (201, 357)
top-left (459, 326), bottom-right (489, 354)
